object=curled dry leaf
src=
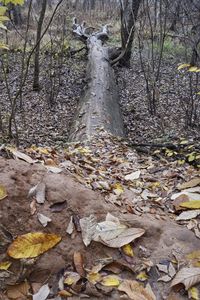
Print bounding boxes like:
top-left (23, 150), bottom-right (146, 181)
top-left (73, 251), bottom-right (85, 277)
top-left (6, 281), bottom-right (30, 299)
top-left (118, 280), bottom-right (156, 300)
top-left (171, 268), bottom-right (200, 290)
top-left (28, 182), bottom-right (46, 204)
top-left (33, 284), bottom-right (50, 300)
top-left (8, 148), bottom-right (36, 164)
top-left (37, 213), bottom-right (52, 227)
top-left (80, 214), bottom-right (97, 246)
top-left (66, 216), bottom-right (75, 235)
top-left (7, 232), bottom-right (61, 259)
top-left (0, 185), bottom-right (7, 200)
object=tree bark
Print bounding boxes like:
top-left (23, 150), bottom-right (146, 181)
top-left (119, 0), bottom-right (141, 66)
top-left (33, 0), bottom-right (47, 91)
top-left (68, 21), bottom-right (125, 142)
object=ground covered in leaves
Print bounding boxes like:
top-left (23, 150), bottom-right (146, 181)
top-left (0, 133), bottom-right (200, 299)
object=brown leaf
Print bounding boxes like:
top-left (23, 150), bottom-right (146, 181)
top-left (177, 178), bottom-right (200, 190)
top-left (171, 267), bottom-right (200, 290)
top-left (118, 280), bottom-right (156, 300)
top-left (50, 200), bottom-right (67, 213)
top-left (6, 282), bottom-right (30, 299)
top-left (28, 182), bottom-right (46, 204)
top-left (73, 251), bottom-right (85, 277)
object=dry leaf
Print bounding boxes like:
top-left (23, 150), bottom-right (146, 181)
top-left (0, 261), bottom-right (11, 270)
top-left (50, 200), bottom-right (67, 212)
top-left (28, 182), bottom-right (46, 204)
top-left (46, 166), bottom-right (62, 174)
top-left (188, 287), bottom-right (199, 300)
top-left (0, 185), bottom-right (7, 200)
top-left (66, 216), bottom-right (75, 235)
top-left (125, 171), bottom-right (141, 181)
top-left (73, 251), bottom-right (85, 277)
top-left (30, 199), bottom-right (37, 215)
top-left (7, 232), bottom-right (61, 259)
top-left (171, 268), bottom-right (200, 290)
top-left (37, 213), bottom-right (52, 227)
top-left (177, 178), bottom-right (200, 190)
top-left (118, 280), bottom-right (156, 300)
top-left (9, 148), bottom-right (36, 164)
top-left (136, 272), bottom-right (149, 282)
top-left (176, 210), bottom-right (200, 221)
top-left (64, 272), bottom-right (81, 285)
top-left (7, 282), bottom-right (30, 299)
top-left (180, 201), bottom-right (200, 209)
top-left (33, 284), bottom-right (50, 300)
top-left (101, 275), bottom-right (121, 287)
top-left (122, 243), bottom-right (134, 257)
top-left (80, 215), bottom-right (97, 246)
top-left (58, 290), bottom-right (72, 297)
top-left (87, 272), bottom-right (102, 284)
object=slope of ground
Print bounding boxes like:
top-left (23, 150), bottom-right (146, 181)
top-left (0, 133), bottom-right (200, 299)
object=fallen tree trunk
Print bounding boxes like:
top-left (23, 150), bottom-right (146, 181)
top-left (68, 20), bottom-right (125, 142)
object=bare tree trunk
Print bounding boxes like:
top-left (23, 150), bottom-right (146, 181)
top-left (119, 0), bottom-right (141, 66)
top-left (33, 0), bottom-right (47, 91)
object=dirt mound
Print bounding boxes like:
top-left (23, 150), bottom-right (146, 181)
top-left (0, 156), bottom-right (199, 299)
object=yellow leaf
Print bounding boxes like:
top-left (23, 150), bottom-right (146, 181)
top-left (101, 275), bottom-right (121, 287)
top-left (0, 261), bottom-right (11, 270)
top-left (7, 232), bottom-right (61, 259)
top-left (0, 185), bottom-right (7, 200)
top-left (177, 63), bottom-right (190, 70)
top-left (122, 244), bottom-right (134, 257)
top-left (195, 69), bottom-right (200, 73)
top-left (136, 271), bottom-right (149, 282)
top-left (64, 272), bottom-right (80, 285)
top-left (180, 201), bottom-right (200, 209)
top-left (188, 67), bottom-right (198, 72)
top-left (87, 272), bottom-right (102, 284)
top-left (188, 287), bottom-right (199, 300)
top-left (113, 183), bottom-right (124, 195)
top-left (196, 92), bottom-right (200, 95)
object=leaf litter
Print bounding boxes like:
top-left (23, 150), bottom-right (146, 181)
top-left (0, 131), bottom-right (200, 299)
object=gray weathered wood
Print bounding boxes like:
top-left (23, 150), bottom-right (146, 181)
top-left (68, 20), bottom-right (125, 142)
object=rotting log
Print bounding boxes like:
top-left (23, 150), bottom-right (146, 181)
top-left (68, 19), bottom-right (125, 142)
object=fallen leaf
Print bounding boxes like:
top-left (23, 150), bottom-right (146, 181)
top-left (188, 287), bottom-right (199, 300)
top-left (118, 280), bottom-right (156, 300)
top-left (28, 182), bottom-right (46, 204)
top-left (58, 290), bottom-right (72, 297)
top-left (9, 148), bottom-right (36, 164)
top-left (177, 178), bottom-right (200, 190)
top-left (7, 282), bottom-right (30, 299)
top-left (180, 201), bottom-right (200, 209)
top-left (177, 63), bottom-right (190, 70)
top-left (7, 232), bottom-right (61, 259)
top-left (176, 210), bottom-right (200, 221)
top-left (33, 284), bottom-right (50, 300)
top-left (0, 185), bottom-right (7, 200)
top-left (46, 166), bottom-right (62, 174)
top-left (122, 243), bottom-right (134, 257)
top-left (66, 216), bottom-right (75, 235)
top-left (73, 251), bottom-right (85, 277)
top-left (171, 268), bottom-right (200, 290)
top-left (80, 214), bottom-right (97, 246)
top-left (125, 171), bottom-right (141, 181)
top-left (37, 213), bottom-right (52, 227)
top-left (113, 183), bottom-right (124, 195)
top-left (0, 261), bottom-right (11, 270)
top-left (101, 275), bottom-right (120, 287)
top-left (30, 199), bottom-right (37, 215)
top-left (64, 272), bottom-right (81, 285)
top-left (136, 272), bottom-right (149, 282)
top-left (87, 272), bottom-right (102, 284)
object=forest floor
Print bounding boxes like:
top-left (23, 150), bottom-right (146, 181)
top-left (0, 132), bottom-right (200, 300)
top-left (0, 32), bottom-right (200, 299)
